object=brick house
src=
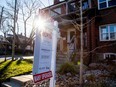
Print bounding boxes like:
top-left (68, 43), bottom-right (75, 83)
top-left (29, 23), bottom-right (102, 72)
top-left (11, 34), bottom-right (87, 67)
top-left (0, 34), bottom-right (34, 55)
top-left (42, 0), bottom-right (116, 64)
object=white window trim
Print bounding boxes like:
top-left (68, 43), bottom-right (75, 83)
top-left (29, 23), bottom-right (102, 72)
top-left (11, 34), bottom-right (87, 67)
top-left (98, 0), bottom-right (116, 10)
top-left (104, 53), bottom-right (116, 59)
top-left (99, 24), bottom-right (116, 41)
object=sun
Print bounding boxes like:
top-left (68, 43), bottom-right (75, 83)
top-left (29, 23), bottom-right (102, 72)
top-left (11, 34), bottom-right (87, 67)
top-left (38, 16), bottom-right (46, 29)
top-left (34, 15), bottom-right (46, 31)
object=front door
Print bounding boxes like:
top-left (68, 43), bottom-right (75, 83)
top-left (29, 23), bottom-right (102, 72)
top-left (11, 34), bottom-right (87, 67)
top-left (67, 29), bottom-right (76, 54)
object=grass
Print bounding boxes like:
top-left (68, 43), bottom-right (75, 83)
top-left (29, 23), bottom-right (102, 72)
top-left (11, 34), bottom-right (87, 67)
top-left (0, 59), bottom-right (33, 82)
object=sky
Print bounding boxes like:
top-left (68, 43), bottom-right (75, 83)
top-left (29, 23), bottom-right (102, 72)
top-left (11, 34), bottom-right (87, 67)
top-left (0, 0), bottom-right (54, 37)
top-left (0, 0), bottom-right (53, 7)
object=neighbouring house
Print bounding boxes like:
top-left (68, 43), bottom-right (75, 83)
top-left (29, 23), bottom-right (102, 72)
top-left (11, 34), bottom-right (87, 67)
top-left (41, 0), bottom-right (116, 64)
top-left (0, 34), bottom-right (34, 55)
top-left (0, 35), bottom-right (10, 55)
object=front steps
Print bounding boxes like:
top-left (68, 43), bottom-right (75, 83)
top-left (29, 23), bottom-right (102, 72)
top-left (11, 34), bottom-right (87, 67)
top-left (56, 52), bottom-right (68, 70)
top-left (2, 75), bottom-right (33, 87)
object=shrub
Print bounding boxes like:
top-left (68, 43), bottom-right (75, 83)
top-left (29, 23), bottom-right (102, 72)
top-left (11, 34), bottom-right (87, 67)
top-left (84, 81), bottom-right (107, 87)
top-left (86, 74), bottom-right (96, 82)
top-left (58, 62), bottom-right (78, 75)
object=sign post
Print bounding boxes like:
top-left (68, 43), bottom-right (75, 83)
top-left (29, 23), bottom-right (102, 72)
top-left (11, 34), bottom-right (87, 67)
top-left (33, 16), bottom-right (60, 87)
top-left (49, 21), bottom-right (59, 87)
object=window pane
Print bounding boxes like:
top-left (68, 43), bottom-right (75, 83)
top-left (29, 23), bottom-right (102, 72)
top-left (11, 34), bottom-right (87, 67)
top-left (100, 2), bottom-right (107, 9)
top-left (115, 26), bottom-right (116, 32)
top-left (54, 8), bottom-right (61, 14)
top-left (50, 8), bottom-right (61, 16)
top-left (99, 0), bottom-right (106, 3)
top-left (110, 25), bottom-right (116, 32)
top-left (108, 0), bottom-right (116, 7)
top-left (82, 1), bottom-right (89, 10)
top-left (59, 0), bottom-right (64, 1)
top-left (68, 2), bottom-right (76, 12)
top-left (110, 33), bottom-right (115, 39)
top-left (110, 25), bottom-right (115, 33)
top-left (101, 33), bottom-right (109, 40)
top-left (101, 26), bottom-right (108, 33)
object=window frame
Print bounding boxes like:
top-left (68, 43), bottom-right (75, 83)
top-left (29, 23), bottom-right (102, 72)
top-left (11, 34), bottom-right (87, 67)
top-left (104, 53), bottom-right (116, 59)
top-left (98, 0), bottom-right (116, 10)
top-left (99, 24), bottom-right (116, 41)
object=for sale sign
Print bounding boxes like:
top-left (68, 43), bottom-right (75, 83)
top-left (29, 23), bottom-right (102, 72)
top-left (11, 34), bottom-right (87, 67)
top-left (33, 28), bottom-right (53, 83)
top-left (33, 71), bottom-right (52, 83)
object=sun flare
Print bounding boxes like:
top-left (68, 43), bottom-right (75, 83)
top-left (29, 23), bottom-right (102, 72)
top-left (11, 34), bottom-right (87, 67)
top-left (34, 15), bottom-right (46, 31)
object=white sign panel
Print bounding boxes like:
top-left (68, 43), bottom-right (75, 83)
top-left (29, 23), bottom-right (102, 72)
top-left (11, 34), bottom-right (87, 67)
top-left (33, 28), bottom-right (53, 83)
top-left (33, 20), bottom-right (59, 86)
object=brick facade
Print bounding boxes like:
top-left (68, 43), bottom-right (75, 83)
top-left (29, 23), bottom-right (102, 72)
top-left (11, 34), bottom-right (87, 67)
top-left (42, 0), bottom-right (116, 64)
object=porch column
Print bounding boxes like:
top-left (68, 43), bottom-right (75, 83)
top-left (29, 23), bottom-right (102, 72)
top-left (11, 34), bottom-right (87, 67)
top-left (59, 38), bottom-right (63, 52)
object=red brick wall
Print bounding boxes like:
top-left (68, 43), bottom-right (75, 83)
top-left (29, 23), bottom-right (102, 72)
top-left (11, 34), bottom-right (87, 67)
top-left (97, 8), bottom-right (116, 53)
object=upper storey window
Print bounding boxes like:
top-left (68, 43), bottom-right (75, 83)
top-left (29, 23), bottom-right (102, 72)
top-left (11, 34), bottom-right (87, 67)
top-left (68, 2), bottom-right (77, 12)
top-left (82, 1), bottom-right (89, 10)
top-left (59, 0), bottom-right (64, 1)
top-left (98, 0), bottom-right (116, 9)
top-left (68, 1), bottom-right (89, 13)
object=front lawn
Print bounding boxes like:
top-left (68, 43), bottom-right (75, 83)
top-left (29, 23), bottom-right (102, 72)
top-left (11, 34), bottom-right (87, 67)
top-left (0, 59), bottom-right (33, 82)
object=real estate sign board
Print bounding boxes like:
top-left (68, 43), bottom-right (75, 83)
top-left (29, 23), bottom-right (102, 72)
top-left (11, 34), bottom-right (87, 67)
top-left (33, 28), bottom-right (53, 83)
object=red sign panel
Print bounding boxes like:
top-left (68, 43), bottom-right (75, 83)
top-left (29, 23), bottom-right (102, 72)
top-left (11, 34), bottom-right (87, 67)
top-left (33, 71), bottom-right (52, 83)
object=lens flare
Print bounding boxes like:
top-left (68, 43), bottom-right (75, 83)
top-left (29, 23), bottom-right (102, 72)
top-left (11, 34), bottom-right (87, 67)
top-left (34, 15), bottom-right (46, 31)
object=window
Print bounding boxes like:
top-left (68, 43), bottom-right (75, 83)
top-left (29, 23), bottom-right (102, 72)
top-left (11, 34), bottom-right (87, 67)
top-left (104, 53), bottom-right (116, 59)
top-left (50, 8), bottom-right (61, 16)
top-left (100, 24), bottom-right (116, 41)
top-left (84, 32), bottom-right (87, 48)
top-left (59, 0), bottom-right (64, 2)
top-left (98, 0), bottom-right (116, 9)
top-left (68, 2), bottom-right (77, 12)
top-left (82, 1), bottom-right (89, 10)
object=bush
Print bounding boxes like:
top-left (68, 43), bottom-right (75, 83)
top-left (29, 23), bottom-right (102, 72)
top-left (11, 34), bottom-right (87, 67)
top-left (86, 74), bottom-right (96, 82)
top-left (58, 62), bottom-right (78, 75)
top-left (84, 81), bottom-right (107, 87)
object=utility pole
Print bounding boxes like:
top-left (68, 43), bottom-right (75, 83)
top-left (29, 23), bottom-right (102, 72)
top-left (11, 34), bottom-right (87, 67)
top-left (12, 0), bottom-right (17, 60)
top-left (0, 7), bottom-right (4, 30)
top-left (80, 0), bottom-right (83, 87)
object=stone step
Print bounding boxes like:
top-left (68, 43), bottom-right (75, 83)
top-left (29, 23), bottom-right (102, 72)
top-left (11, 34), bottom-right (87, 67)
top-left (57, 55), bottom-right (67, 58)
top-left (2, 75), bottom-right (33, 87)
top-left (2, 82), bottom-right (11, 87)
top-left (56, 58), bottom-right (67, 65)
top-left (56, 60), bottom-right (66, 65)
top-left (2, 75), bottom-right (59, 87)
top-left (57, 57), bottom-right (67, 61)
top-left (56, 54), bottom-right (68, 71)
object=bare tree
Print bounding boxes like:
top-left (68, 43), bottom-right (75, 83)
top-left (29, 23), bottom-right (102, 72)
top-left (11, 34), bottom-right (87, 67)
top-left (4, 0), bottom-right (20, 60)
top-left (20, 0), bottom-right (40, 38)
top-left (19, 0), bottom-right (40, 53)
